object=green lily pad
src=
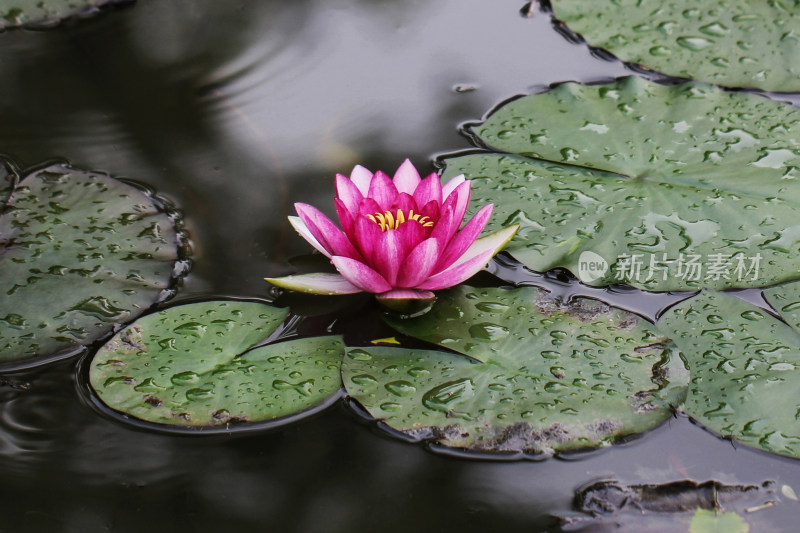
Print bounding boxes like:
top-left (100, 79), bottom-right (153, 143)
top-left (0, 162), bottom-right (184, 368)
top-left (89, 300), bottom-right (345, 428)
top-left (658, 290), bottom-right (800, 459)
top-left (0, 0), bottom-right (133, 30)
top-left (1, 161), bottom-right (14, 207)
top-left (549, 0), bottom-right (800, 92)
top-left (442, 76), bottom-right (800, 291)
top-left (342, 286), bottom-right (688, 455)
top-left (764, 279), bottom-right (800, 333)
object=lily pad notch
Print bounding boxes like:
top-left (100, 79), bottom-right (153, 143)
top-left (87, 300), bottom-right (346, 433)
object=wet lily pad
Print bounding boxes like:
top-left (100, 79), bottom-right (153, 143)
top-left (443, 76), bottom-right (800, 291)
top-left (342, 286), bottom-right (688, 455)
top-left (0, 162), bottom-right (14, 208)
top-left (764, 279), bottom-right (800, 333)
top-left (658, 291), bottom-right (800, 459)
top-left (89, 300), bottom-right (345, 428)
top-left (0, 162), bottom-right (184, 368)
top-left (0, 0), bottom-right (133, 30)
top-left (549, 0), bottom-right (800, 92)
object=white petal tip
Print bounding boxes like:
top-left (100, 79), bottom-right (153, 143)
top-left (265, 273), bottom-right (362, 295)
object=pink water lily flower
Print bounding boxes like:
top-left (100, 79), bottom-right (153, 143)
top-left (265, 159), bottom-right (518, 301)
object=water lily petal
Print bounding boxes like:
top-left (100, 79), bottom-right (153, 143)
top-left (372, 229), bottom-right (407, 285)
top-left (394, 192), bottom-right (417, 214)
top-left (396, 237), bottom-right (440, 288)
top-left (350, 165), bottom-right (373, 196)
top-left (395, 218), bottom-right (426, 251)
top-left (435, 204), bottom-right (493, 272)
top-left (444, 224), bottom-right (520, 271)
top-left (429, 193), bottom-right (457, 247)
top-left (419, 224), bottom-right (519, 290)
top-left (354, 215), bottom-right (382, 260)
top-left (335, 198), bottom-right (355, 236)
top-left (368, 171), bottom-right (399, 211)
top-left (413, 172), bottom-right (443, 208)
top-left (336, 173), bottom-right (363, 214)
top-left (358, 197), bottom-right (382, 218)
top-left (288, 216), bottom-right (332, 258)
top-left (393, 159), bottom-right (422, 195)
top-left (416, 249), bottom-right (494, 291)
top-left (331, 256), bottom-right (392, 293)
top-left (449, 180), bottom-right (472, 238)
top-left (442, 174), bottom-right (466, 200)
top-left (419, 199), bottom-right (441, 224)
top-left (296, 203), bottom-right (364, 261)
top-left (377, 289), bottom-right (435, 300)
top-left (264, 273), bottom-right (361, 295)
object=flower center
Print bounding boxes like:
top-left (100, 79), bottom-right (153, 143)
top-left (366, 209), bottom-right (433, 231)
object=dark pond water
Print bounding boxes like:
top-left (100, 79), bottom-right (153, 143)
top-left (2, 0), bottom-right (800, 531)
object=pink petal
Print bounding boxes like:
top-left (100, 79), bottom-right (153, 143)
top-left (377, 289), bottom-right (435, 300)
top-left (441, 224), bottom-right (520, 272)
top-left (368, 171), bottom-right (399, 211)
top-left (358, 197), bottom-right (383, 217)
top-left (395, 218), bottom-right (426, 250)
top-left (372, 229), bottom-right (407, 285)
top-left (413, 173), bottom-right (443, 208)
top-left (428, 194), bottom-right (457, 247)
top-left (295, 203), bottom-right (364, 261)
top-left (449, 181), bottom-right (472, 238)
top-left (435, 204), bottom-right (493, 272)
top-left (331, 256), bottom-right (392, 293)
top-left (288, 216), bottom-right (332, 258)
top-left (264, 273), bottom-right (362, 295)
top-left (419, 200), bottom-right (440, 224)
top-left (354, 215), bottom-right (382, 261)
top-left (442, 174), bottom-right (466, 200)
top-left (394, 192), bottom-right (417, 213)
top-left (396, 237), bottom-right (440, 288)
top-left (419, 224), bottom-right (519, 290)
top-left (416, 249), bottom-right (494, 290)
top-left (350, 165), bottom-right (373, 196)
top-left (336, 174), bottom-right (363, 214)
top-left (393, 159), bottom-right (422, 195)
top-left (335, 198), bottom-right (355, 236)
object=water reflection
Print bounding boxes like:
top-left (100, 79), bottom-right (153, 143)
top-left (0, 0), bottom-right (626, 296)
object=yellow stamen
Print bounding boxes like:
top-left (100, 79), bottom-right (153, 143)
top-left (369, 209), bottom-right (435, 231)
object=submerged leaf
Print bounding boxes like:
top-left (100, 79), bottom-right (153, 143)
top-left (0, 162), bottom-right (185, 367)
top-left (443, 77), bottom-right (800, 290)
top-left (90, 300), bottom-right (344, 428)
top-left (343, 286), bottom-right (688, 455)
top-left (550, 0), bottom-right (800, 92)
top-left (658, 290), bottom-right (800, 459)
top-left (0, 0), bottom-right (133, 30)
top-left (559, 479), bottom-right (762, 532)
